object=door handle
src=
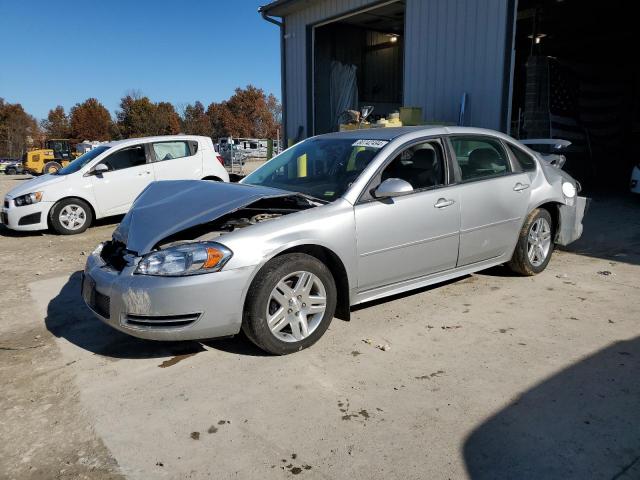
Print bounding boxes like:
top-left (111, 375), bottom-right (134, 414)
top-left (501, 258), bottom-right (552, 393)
top-left (138, 171), bottom-right (151, 176)
top-left (434, 198), bottom-right (455, 209)
top-left (513, 182), bottom-right (530, 192)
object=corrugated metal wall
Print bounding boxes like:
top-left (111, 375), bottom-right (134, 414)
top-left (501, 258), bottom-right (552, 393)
top-left (404, 0), bottom-right (511, 130)
top-left (282, 0), bottom-right (512, 140)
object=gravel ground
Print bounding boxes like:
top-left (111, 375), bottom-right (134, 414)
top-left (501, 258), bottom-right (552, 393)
top-left (1, 174), bottom-right (639, 479)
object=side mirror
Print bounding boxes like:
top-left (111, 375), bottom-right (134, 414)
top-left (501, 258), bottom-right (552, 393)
top-left (90, 163), bottom-right (109, 175)
top-left (373, 178), bottom-right (414, 199)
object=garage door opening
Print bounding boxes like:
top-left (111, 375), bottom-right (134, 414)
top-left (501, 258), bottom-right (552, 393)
top-left (510, 0), bottom-right (638, 191)
top-left (312, 1), bottom-right (405, 135)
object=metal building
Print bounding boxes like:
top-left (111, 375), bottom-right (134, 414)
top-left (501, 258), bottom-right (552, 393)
top-left (259, 0), bottom-right (638, 190)
top-left (260, 0), bottom-right (515, 141)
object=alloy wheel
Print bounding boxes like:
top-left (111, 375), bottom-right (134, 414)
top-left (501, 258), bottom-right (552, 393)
top-left (59, 204), bottom-right (87, 231)
top-left (527, 217), bottom-right (551, 267)
top-left (266, 271), bottom-right (327, 342)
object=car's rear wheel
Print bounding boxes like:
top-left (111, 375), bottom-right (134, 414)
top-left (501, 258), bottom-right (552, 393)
top-left (6, 167), bottom-right (17, 175)
top-left (508, 208), bottom-right (554, 276)
top-left (50, 198), bottom-right (93, 235)
top-left (242, 253), bottom-right (337, 355)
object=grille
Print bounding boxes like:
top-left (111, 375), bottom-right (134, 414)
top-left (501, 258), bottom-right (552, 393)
top-left (18, 212), bottom-right (41, 226)
top-left (93, 291), bottom-right (111, 318)
top-left (124, 313), bottom-right (200, 329)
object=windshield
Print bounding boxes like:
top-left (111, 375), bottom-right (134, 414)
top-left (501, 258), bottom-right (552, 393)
top-left (55, 146), bottom-right (111, 175)
top-left (242, 138), bottom-right (385, 201)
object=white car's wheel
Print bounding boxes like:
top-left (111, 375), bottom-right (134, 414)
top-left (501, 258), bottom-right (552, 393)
top-left (50, 198), bottom-right (93, 235)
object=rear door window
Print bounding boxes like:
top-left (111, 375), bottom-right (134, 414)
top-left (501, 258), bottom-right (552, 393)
top-left (152, 141), bottom-right (193, 162)
top-left (506, 143), bottom-right (537, 172)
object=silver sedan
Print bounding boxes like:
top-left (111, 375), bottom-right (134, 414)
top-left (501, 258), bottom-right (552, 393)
top-left (83, 127), bottom-right (588, 354)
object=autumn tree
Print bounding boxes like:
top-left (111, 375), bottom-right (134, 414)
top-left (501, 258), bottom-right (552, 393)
top-left (205, 85), bottom-right (281, 139)
top-left (154, 102), bottom-right (181, 135)
top-left (41, 105), bottom-right (70, 138)
top-left (0, 98), bottom-right (39, 158)
top-left (181, 101), bottom-right (210, 136)
top-left (117, 95), bottom-right (155, 137)
top-left (116, 95), bottom-right (180, 138)
top-left (70, 98), bottom-right (112, 140)
top-left (206, 102), bottom-right (227, 139)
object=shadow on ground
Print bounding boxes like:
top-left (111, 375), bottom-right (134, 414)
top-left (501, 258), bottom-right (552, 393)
top-left (45, 272), bottom-right (267, 359)
top-left (564, 193), bottom-right (640, 266)
top-left (0, 224), bottom-right (47, 238)
top-left (0, 215), bottom-right (122, 238)
top-left (463, 336), bottom-right (640, 479)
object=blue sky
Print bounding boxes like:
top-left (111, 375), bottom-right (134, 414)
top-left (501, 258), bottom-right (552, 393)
top-left (0, 0), bottom-right (281, 120)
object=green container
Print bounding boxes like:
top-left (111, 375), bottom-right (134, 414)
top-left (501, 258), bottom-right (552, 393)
top-left (267, 139), bottom-right (273, 160)
top-left (399, 107), bottom-right (423, 126)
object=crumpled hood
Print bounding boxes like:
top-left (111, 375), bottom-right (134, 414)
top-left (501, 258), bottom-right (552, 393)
top-left (6, 174), bottom-right (67, 198)
top-left (113, 180), bottom-right (297, 254)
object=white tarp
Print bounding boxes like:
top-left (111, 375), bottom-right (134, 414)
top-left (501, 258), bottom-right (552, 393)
top-left (153, 141), bottom-right (190, 161)
top-left (330, 61), bottom-right (358, 131)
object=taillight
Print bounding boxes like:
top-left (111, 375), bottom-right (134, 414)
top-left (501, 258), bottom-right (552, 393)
top-left (216, 154), bottom-right (224, 166)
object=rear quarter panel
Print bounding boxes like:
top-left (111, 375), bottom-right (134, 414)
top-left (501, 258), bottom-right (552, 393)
top-left (199, 137), bottom-right (229, 181)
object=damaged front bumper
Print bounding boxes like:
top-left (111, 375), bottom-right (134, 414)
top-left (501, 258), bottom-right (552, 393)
top-left (82, 249), bottom-right (252, 341)
top-left (556, 196), bottom-right (589, 246)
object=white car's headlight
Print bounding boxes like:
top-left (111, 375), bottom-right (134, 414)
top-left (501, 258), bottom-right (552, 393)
top-left (135, 242), bottom-right (232, 276)
top-left (562, 182), bottom-right (577, 198)
top-left (14, 192), bottom-right (43, 206)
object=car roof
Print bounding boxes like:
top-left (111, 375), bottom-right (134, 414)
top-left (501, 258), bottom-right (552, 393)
top-left (104, 135), bottom-right (209, 148)
top-left (314, 126), bottom-right (513, 142)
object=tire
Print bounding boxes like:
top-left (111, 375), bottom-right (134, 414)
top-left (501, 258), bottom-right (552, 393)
top-left (43, 161), bottom-right (62, 175)
top-left (507, 208), bottom-right (554, 276)
top-left (49, 198), bottom-right (93, 235)
top-left (242, 253), bottom-right (337, 355)
top-left (6, 167), bottom-right (16, 175)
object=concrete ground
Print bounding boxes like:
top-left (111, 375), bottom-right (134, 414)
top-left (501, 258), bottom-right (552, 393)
top-left (1, 174), bottom-right (639, 480)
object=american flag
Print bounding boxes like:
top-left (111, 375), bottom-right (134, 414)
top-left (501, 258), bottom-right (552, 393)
top-left (549, 58), bottom-right (626, 155)
top-left (548, 59), bottom-right (587, 151)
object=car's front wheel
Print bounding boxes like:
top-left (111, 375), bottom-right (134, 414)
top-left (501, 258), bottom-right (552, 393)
top-left (508, 208), bottom-right (554, 275)
top-left (242, 253), bottom-right (337, 355)
top-left (49, 198), bottom-right (93, 235)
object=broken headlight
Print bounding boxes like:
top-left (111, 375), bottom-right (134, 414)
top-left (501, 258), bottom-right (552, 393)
top-left (135, 242), bottom-right (232, 276)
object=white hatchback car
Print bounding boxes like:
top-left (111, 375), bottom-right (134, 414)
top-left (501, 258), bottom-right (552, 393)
top-left (1, 135), bottom-right (229, 235)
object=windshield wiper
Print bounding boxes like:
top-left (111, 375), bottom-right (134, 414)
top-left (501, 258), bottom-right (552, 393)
top-left (295, 192), bottom-right (329, 205)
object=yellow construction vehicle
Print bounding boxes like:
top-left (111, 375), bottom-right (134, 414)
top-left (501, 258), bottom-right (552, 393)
top-left (23, 139), bottom-right (78, 175)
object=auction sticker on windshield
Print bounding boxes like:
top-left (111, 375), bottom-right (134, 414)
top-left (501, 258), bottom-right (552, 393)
top-left (352, 140), bottom-right (389, 148)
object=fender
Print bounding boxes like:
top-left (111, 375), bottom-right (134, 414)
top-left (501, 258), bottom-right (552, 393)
top-left (237, 237), bottom-right (354, 316)
top-left (51, 194), bottom-right (99, 218)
